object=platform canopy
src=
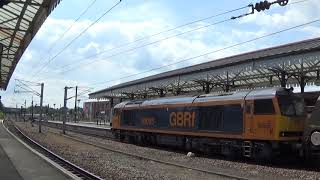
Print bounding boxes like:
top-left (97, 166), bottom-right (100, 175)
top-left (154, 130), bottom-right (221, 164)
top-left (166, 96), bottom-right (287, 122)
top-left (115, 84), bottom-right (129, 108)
top-left (90, 37), bottom-right (320, 100)
top-left (0, 0), bottom-right (61, 90)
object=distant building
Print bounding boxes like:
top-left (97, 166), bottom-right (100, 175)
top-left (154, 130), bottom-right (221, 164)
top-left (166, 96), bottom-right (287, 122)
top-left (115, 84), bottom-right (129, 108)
top-left (83, 99), bottom-right (111, 122)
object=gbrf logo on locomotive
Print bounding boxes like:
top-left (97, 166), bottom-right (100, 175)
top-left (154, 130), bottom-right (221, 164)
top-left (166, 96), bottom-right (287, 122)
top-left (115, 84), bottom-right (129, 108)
top-left (169, 111), bottom-right (196, 128)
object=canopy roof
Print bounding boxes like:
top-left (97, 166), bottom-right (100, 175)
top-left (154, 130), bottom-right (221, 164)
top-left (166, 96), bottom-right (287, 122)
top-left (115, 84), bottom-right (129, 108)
top-left (90, 37), bottom-right (320, 99)
top-left (0, 0), bottom-right (61, 90)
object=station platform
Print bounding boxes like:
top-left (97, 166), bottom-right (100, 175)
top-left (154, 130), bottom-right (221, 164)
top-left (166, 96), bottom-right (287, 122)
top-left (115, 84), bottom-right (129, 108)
top-left (0, 120), bottom-right (70, 180)
top-left (47, 120), bottom-right (111, 130)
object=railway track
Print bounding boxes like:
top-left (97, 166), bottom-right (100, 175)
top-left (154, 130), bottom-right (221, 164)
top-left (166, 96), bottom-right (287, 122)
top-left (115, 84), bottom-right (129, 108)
top-left (44, 126), bottom-right (250, 180)
top-left (12, 120), bottom-right (320, 179)
top-left (7, 123), bottom-right (102, 180)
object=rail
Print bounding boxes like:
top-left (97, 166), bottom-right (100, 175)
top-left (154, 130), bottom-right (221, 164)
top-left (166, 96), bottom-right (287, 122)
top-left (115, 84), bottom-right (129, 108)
top-left (8, 123), bottom-right (102, 180)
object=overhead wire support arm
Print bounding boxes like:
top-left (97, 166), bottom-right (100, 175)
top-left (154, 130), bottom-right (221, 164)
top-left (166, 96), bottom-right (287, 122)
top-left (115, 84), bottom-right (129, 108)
top-left (13, 79), bottom-right (44, 133)
top-left (231, 4), bottom-right (255, 20)
top-left (14, 79), bottom-right (41, 96)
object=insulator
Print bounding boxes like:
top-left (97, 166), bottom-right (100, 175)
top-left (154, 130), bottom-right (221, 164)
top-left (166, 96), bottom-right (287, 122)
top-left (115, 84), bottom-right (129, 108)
top-left (255, 2), bottom-right (262, 12)
top-left (264, 0), bottom-right (271, 9)
top-left (277, 0), bottom-right (289, 6)
top-left (260, 2), bottom-right (266, 10)
top-left (255, 1), bottom-right (270, 12)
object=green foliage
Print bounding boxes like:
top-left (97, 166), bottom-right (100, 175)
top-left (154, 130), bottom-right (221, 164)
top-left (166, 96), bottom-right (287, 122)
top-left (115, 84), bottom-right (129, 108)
top-left (0, 111), bottom-right (4, 119)
top-left (0, 101), bottom-right (4, 119)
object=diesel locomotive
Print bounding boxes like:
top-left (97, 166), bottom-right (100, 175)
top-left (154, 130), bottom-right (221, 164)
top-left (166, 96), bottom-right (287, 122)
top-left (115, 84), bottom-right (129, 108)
top-left (111, 87), bottom-right (319, 159)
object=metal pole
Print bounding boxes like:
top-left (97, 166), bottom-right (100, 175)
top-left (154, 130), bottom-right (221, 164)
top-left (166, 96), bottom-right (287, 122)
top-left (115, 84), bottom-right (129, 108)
top-left (47, 104), bottom-right (49, 119)
top-left (31, 98), bottom-right (34, 121)
top-left (77, 99), bottom-right (80, 121)
top-left (24, 100), bottom-right (26, 122)
top-left (63, 86), bottom-right (68, 134)
top-left (59, 104), bottom-right (61, 121)
top-left (110, 98), bottom-right (114, 123)
top-left (53, 104), bottom-right (56, 121)
top-left (15, 104), bottom-right (17, 121)
top-left (39, 83), bottom-right (44, 133)
top-left (74, 86), bottom-right (78, 122)
top-left (20, 106), bottom-right (23, 120)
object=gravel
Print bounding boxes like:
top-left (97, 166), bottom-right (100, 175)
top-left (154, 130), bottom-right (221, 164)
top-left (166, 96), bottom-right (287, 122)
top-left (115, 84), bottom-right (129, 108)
top-left (13, 120), bottom-right (320, 180)
top-left (44, 125), bottom-right (320, 180)
top-left (14, 121), bottom-right (231, 180)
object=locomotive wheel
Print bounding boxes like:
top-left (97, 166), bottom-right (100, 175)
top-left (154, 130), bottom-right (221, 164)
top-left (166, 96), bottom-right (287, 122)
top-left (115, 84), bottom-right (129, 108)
top-left (303, 142), bottom-right (316, 162)
top-left (119, 133), bottom-right (125, 142)
top-left (254, 143), bottom-right (272, 161)
top-left (135, 135), bottom-right (143, 145)
top-left (151, 135), bottom-right (157, 145)
top-left (185, 138), bottom-right (192, 151)
top-left (222, 145), bottom-right (237, 160)
top-left (128, 135), bottom-right (135, 143)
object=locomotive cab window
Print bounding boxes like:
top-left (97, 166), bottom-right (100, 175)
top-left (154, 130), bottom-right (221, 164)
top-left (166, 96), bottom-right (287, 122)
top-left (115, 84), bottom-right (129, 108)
top-left (123, 110), bottom-right (135, 126)
top-left (254, 99), bottom-right (275, 115)
top-left (277, 94), bottom-right (306, 117)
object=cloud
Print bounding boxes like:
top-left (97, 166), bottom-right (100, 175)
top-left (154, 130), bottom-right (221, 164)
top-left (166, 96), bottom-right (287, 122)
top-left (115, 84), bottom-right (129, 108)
top-left (77, 42), bottom-right (101, 54)
top-left (22, 49), bottom-right (33, 61)
top-left (4, 0), bottom-right (320, 107)
top-left (240, 0), bottom-right (320, 28)
top-left (36, 18), bottom-right (92, 43)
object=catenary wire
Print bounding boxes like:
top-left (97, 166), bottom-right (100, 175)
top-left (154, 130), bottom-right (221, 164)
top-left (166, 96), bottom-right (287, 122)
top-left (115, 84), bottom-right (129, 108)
top-left (33, 4), bottom-right (253, 79)
top-left (54, 0), bottom-right (309, 75)
top-left (14, 0), bottom-right (307, 102)
top-left (58, 19), bottom-right (231, 74)
top-left (31, 0), bottom-right (122, 79)
top-left (89, 18), bottom-right (320, 86)
top-left (57, 5), bottom-right (250, 70)
top-left (30, 0), bottom-right (97, 75)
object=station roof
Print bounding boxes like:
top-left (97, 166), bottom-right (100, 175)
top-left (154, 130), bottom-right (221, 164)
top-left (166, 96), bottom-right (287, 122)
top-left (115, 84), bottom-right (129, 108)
top-left (0, 0), bottom-right (61, 90)
top-left (90, 37), bottom-right (320, 100)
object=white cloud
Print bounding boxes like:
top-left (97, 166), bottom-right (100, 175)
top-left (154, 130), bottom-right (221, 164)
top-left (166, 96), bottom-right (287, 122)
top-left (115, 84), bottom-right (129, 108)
top-left (36, 18), bottom-right (92, 42)
top-left (22, 49), bottom-right (33, 61)
top-left (240, 0), bottom-right (320, 28)
top-left (4, 0), bottom-right (320, 107)
top-left (77, 42), bottom-right (101, 54)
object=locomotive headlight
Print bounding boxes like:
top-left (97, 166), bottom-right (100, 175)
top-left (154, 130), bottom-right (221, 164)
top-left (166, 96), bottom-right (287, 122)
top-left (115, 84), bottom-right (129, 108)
top-left (311, 131), bottom-right (320, 146)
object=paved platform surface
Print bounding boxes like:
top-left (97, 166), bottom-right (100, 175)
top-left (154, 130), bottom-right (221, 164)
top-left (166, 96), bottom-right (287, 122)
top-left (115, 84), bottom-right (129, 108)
top-left (48, 120), bottom-right (111, 130)
top-left (0, 121), bottom-right (70, 180)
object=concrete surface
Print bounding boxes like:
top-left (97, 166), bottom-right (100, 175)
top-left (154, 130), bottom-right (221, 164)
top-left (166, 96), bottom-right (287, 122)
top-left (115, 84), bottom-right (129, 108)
top-left (0, 121), bottom-right (70, 180)
top-left (48, 120), bottom-right (111, 130)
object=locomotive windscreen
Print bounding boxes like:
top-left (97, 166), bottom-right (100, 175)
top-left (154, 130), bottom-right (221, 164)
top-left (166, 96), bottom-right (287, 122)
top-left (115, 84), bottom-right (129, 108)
top-left (277, 93), bottom-right (305, 117)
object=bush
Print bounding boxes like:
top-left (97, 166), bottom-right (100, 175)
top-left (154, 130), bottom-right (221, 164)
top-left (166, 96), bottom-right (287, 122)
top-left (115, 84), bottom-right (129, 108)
top-left (0, 111), bottom-right (4, 119)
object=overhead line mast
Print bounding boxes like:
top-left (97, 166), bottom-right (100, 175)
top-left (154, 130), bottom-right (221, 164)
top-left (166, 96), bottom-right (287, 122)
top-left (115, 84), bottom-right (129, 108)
top-left (231, 0), bottom-right (289, 20)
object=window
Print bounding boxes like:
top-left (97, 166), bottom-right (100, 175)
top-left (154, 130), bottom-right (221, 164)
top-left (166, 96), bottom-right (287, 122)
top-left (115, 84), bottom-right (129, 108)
top-left (122, 110), bottom-right (136, 126)
top-left (254, 99), bottom-right (275, 115)
top-left (277, 95), bottom-right (306, 117)
top-left (199, 106), bottom-right (224, 130)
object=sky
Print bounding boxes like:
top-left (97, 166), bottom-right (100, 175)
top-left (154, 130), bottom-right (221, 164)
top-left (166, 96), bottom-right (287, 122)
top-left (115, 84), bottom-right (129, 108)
top-left (1, 0), bottom-right (320, 108)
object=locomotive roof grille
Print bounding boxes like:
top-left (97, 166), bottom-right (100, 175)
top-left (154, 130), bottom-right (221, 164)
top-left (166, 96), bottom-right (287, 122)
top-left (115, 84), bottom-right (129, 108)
top-left (114, 87), bottom-right (293, 109)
